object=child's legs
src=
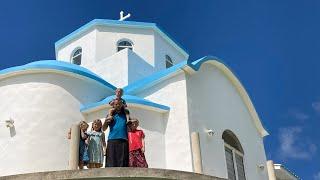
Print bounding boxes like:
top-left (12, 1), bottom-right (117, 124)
top-left (129, 149), bottom-right (148, 168)
top-left (79, 161), bottom-right (84, 169)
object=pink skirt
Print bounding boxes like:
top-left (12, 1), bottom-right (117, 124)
top-left (129, 149), bottom-right (148, 168)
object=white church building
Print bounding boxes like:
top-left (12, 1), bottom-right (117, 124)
top-left (0, 18), bottom-right (277, 179)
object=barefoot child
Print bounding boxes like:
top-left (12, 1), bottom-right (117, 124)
top-left (128, 118), bottom-right (148, 168)
top-left (67, 121), bottom-right (89, 169)
top-left (87, 119), bottom-right (106, 168)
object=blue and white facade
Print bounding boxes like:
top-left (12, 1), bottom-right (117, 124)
top-left (0, 19), bottom-right (269, 180)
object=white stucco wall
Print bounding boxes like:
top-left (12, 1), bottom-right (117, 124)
top-left (186, 63), bottom-right (268, 179)
top-left (86, 48), bottom-right (155, 87)
top-left (57, 29), bottom-right (97, 66)
top-left (88, 49), bottom-right (129, 87)
top-left (95, 26), bottom-right (155, 66)
top-left (135, 73), bottom-right (193, 172)
top-left (127, 49), bottom-right (155, 84)
top-left (154, 33), bottom-right (187, 71)
top-left (0, 72), bottom-right (111, 176)
top-left (83, 106), bottom-right (166, 169)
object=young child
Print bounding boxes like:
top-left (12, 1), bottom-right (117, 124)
top-left (109, 88), bottom-right (127, 108)
top-left (106, 98), bottom-right (129, 125)
top-left (128, 118), bottom-right (148, 168)
top-left (87, 119), bottom-right (106, 168)
top-left (67, 121), bottom-right (89, 169)
top-left (109, 88), bottom-right (130, 122)
top-left (79, 121), bottom-right (90, 169)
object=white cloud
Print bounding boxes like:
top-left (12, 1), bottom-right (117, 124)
top-left (314, 172), bottom-right (320, 180)
top-left (278, 126), bottom-right (317, 160)
top-left (288, 109), bottom-right (309, 121)
top-left (312, 101), bottom-right (320, 113)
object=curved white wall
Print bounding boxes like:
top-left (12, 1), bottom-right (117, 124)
top-left (186, 63), bottom-right (268, 179)
top-left (0, 72), bottom-right (111, 176)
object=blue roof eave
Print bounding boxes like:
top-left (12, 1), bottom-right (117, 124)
top-left (122, 56), bottom-right (223, 95)
top-left (80, 95), bottom-right (170, 113)
top-left (54, 19), bottom-right (189, 58)
top-left (123, 60), bottom-right (188, 94)
top-left (0, 60), bottom-right (117, 92)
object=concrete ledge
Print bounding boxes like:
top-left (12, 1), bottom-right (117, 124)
top-left (0, 168), bottom-right (226, 180)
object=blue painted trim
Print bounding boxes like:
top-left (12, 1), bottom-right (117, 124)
top-left (187, 55), bottom-right (224, 71)
top-left (154, 23), bottom-right (190, 56)
top-left (0, 60), bottom-right (117, 91)
top-left (123, 60), bottom-right (187, 94)
top-left (54, 19), bottom-right (189, 57)
top-left (80, 94), bottom-right (170, 112)
top-left (123, 56), bottom-right (225, 95)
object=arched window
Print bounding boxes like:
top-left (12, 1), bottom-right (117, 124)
top-left (117, 40), bottom-right (133, 52)
top-left (165, 55), bottom-right (173, 68)
top-left (222, 130), bottom-right (246, 180)
top-left (71, 48), bottom-right (82, 65)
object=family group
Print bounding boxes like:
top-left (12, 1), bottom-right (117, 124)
top-left (67, 88), bottom-right (148, 169)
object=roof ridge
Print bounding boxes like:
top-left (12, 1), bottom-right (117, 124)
top-left (54, 19), bottom-right (189, 57)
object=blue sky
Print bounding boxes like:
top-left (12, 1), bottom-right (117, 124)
top-left (0, 0), bottom-right (319, 179)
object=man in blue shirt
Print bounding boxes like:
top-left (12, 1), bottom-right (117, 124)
top-left (103, 99), bottom-right (129, 167)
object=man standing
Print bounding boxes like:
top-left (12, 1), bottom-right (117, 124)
top-left (103, 99), bottom-right (129, 167)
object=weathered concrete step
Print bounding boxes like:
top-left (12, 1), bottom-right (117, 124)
top-left (0, 168), bottom-right (226, 180)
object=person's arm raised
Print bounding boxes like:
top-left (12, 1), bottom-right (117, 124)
top-left (102, 117), bottom-right (108, 131)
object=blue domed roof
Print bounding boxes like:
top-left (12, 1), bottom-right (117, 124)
top-left (0, 60), bottom-right (116, 91)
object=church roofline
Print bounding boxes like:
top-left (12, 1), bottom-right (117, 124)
top-left (54, 19), bottom-right (189, 58)
top-left (80, 95), bottom-right (170, 113)
top-left (123, 55), bottom-right (269, 137)
top-left (274, 164), bottom-right (301, 180)
top-left (0, 60), bottom-right (117, 92)
top-left (123, 60), bottom-right (188, 94)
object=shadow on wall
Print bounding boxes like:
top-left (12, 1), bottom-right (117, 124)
top-left (128, 50), bottom-right (155, 84)
top-left (9, 126), bottom-right (16, 137)
top-left (129, 107), bottom-right (168, 134)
